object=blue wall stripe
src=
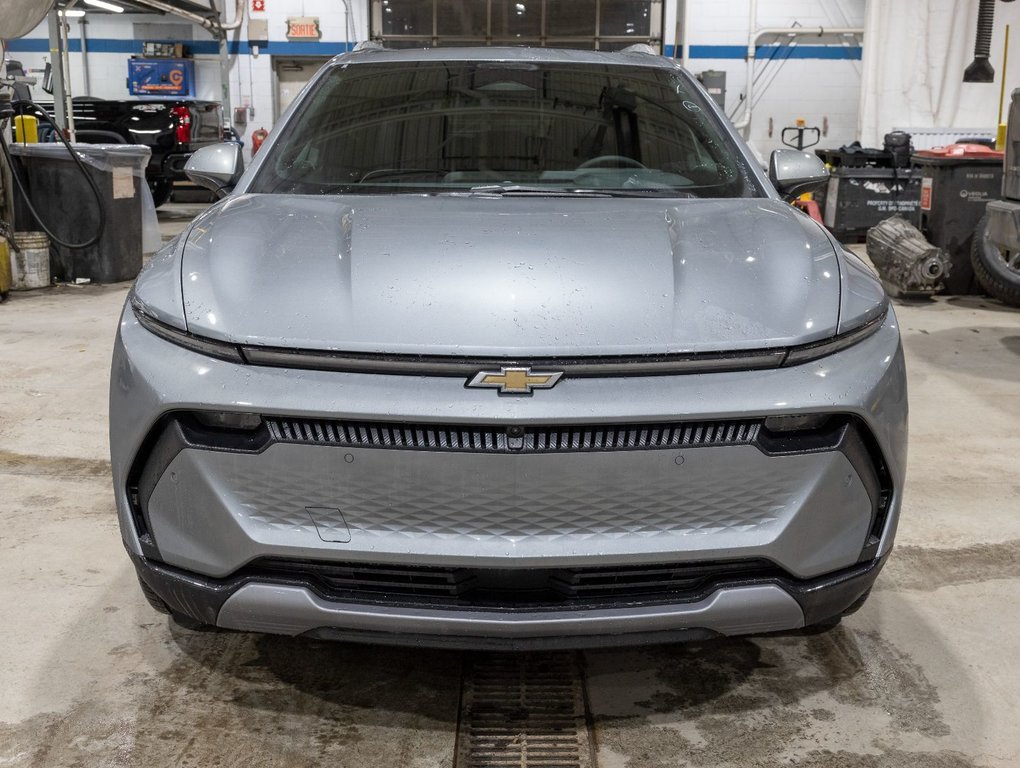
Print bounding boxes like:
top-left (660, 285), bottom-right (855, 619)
top-left (3, 39), bottom-right (49, 52)
top-left (4, 38), bottom-right (220, 55)
top-left (7, 37), bottom-right (861, 60)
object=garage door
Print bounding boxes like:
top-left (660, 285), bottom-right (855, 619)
top-left (370, 0), bottom-right (663, 51)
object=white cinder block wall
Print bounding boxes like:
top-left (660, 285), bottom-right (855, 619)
top-left (6, 0), bottom-right (865, 158)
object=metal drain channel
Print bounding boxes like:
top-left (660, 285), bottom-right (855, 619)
top-left (455, 652), bottom-right (594, 768)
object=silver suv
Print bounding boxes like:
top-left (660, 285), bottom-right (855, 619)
top-left (111, 46), bottom-right (907, 649)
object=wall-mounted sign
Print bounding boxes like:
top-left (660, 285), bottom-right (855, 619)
top-left (286, 16), bottom-right (320, 40)
top-left (128, 58), bottom-right (195, 98)
top-left (251, 0), bottom-right (264, 12)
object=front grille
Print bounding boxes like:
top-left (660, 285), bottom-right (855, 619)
top-left (265, 417), bottom-right (761, 454)
top-left (245, 558), bottom-right (784, 609)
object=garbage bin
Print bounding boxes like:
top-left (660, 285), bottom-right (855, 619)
top-left (912, 143), bottom-right (1004, 295)
top-left (10, 143), bottom-right (156, 283)
top-left (819, 166), bottom-right (922, 241)
top-left (814, 145), bottom-right (922, 241)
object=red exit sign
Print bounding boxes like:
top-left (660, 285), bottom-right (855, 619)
top-left (286, 17), bottom-right (320, 40)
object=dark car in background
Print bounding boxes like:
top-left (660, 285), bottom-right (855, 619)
top-left (2, 54), bottom-right (225, 208)
top-left (53, 97), bottom-right (225, 206)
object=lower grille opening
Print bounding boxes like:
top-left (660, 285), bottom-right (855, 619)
top-left (241, 558), bottom-right (787, 610)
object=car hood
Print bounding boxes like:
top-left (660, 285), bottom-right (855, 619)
top-left (179, 193), bottom-right (841, 356)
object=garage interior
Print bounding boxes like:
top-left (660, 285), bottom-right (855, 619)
top-left (1, 1), bottom-right (1019, 767)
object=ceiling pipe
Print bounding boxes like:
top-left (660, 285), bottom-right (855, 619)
top-left (127, 0), bottom-right (219, 32)
top-left (732, 23), bottom-right (864, 134)
top-left (125, 0), bottom-right (243, 35)
top-left (218, 0), bottom-right (243, 32)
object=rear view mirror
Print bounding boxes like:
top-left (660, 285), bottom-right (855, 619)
top-left (768, 149), bottom-right (829, 201)
top-left (184, 143), bottom-right (244, 197)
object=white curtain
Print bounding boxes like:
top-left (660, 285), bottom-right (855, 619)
top-left (858, 0), bottom-right (1020, 147)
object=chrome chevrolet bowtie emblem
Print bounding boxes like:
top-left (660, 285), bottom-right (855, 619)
top-left (467, 366), bottom-right (563, 395)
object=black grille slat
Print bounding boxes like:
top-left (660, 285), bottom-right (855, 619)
top-left (261, 417), bottom-right (762, 454)
top-left (248, 558), bottom-right (781, 609)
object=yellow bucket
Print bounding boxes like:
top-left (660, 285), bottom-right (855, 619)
top-left (13, 114), bottom-right (39, 143)
top-left (0, 236), bottom-right (11, 299)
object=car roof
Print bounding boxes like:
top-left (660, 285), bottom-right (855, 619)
top-left (333, 44), bottom-right (682, 71)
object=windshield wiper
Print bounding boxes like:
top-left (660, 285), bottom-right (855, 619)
top-left (465, 184), bottom-right (613, 197)
top-left (467, 184), bottom-right (697, 199)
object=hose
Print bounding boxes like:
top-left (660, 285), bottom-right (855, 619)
top-left (964, 0), bottom-right (997, 82)
top-left (0, 97), bottom-right (106, 250)
top-left (975, 0), bottom-right (995, 60)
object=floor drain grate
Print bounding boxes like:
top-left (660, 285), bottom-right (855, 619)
top-left (455, 651), bottom-right (594, 768)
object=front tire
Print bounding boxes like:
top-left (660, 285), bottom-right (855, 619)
top-left (972, 214), bottom-right (1020, 307)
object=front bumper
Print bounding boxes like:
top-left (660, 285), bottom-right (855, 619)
top-left (133, 551), bottom-right (886, 649)
top-left (111, 304), bottom-right (907, 646)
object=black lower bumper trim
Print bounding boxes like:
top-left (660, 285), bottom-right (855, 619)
top-left (300, 626), bottom-right (723, 651)
top-left (786, 553), bottom-right (887, 625)
top-left (130, 551), bottom-right (889, 644)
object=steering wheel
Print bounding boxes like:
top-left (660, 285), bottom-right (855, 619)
top-left (577, 155), bottom-right (646, 169)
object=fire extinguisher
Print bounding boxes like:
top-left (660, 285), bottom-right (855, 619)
top-left (251, 127), bottom-right (269, 155)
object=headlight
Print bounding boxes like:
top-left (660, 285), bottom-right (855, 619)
top-left (130, 295), bottom-right (245, 363)
top-left (782, 309), bottom-right (887, 366)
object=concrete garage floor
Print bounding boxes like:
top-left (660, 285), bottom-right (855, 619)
top-left (1, 206), bottom-right (1019, 767)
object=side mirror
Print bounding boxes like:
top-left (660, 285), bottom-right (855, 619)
top-left (768, 149), bottom-right (829, 201)
top-left (184, 143), bottom-right (244, 198)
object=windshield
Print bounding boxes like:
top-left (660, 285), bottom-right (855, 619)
top-left (251, 59), bottom-right (764, 199)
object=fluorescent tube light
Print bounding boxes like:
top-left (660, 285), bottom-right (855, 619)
top-left (61, 9), bottom-right (87, 16)
top-left (84, 0), bottom-right (124, 12)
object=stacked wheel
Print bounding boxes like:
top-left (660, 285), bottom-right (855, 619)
top-left (972, 214), bottom-right (1020, 307)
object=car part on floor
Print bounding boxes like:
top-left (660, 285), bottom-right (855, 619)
top-left (866, 215), bottom-right (949, 297)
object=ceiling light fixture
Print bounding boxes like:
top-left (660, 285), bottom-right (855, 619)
top-left (60, 9), bottom-right (87, 16)
top-left (83, 0), bottom-right (124, 12)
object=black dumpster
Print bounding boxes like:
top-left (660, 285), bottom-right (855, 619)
top-left (819, 166), bottom-right (922, 240)
top-left (814, 144), bottom-right (922, 241)
top-left (912, 144), bottom-right (1004, 295)
top-left (10, 143), bottom-right (152, 283)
